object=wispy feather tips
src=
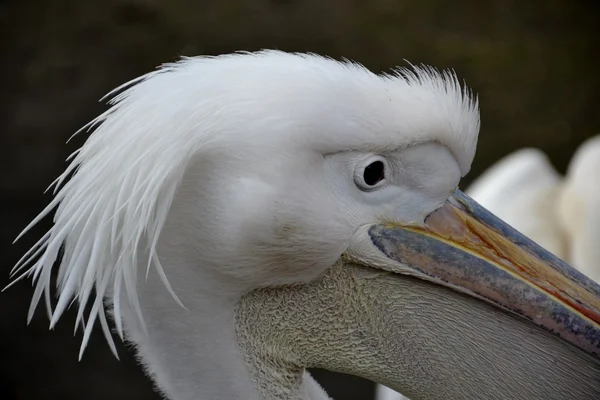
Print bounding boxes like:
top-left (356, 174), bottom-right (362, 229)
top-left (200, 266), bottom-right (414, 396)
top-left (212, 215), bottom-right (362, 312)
top-left (8, 63), bottom-right (190, 358)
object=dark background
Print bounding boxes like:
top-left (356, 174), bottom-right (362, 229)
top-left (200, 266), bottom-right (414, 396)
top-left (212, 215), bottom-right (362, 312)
top-left (1, 1), bottom-right (599, 399)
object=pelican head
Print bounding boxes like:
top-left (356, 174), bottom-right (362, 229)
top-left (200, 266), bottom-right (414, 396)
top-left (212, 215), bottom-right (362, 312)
top-left (10, 51), bottom-right (600, 400)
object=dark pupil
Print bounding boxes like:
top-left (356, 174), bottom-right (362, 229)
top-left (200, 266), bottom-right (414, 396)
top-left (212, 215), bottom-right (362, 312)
top-left (363, 161), bottom-right (385, 186)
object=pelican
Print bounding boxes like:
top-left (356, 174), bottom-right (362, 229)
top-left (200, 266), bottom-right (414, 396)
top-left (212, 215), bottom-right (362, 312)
top-left (8, 51), bottom-right (600, 400)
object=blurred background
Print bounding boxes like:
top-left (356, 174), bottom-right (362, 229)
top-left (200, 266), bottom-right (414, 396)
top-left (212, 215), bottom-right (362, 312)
top-left (1, 0), bottom-right (599, 399)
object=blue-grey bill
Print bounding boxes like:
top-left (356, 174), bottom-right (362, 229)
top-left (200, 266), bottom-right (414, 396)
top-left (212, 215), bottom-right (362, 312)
top-left (369, 189), bottom-right (600, 359)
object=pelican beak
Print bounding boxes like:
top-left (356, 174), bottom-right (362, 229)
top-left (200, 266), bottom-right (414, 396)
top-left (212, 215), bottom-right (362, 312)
top-left (348, 189), bottom-right (600, 358)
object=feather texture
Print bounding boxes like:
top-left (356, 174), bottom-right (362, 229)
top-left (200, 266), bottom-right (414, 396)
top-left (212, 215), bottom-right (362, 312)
top-left (8, 50), bottom-right (479, 359)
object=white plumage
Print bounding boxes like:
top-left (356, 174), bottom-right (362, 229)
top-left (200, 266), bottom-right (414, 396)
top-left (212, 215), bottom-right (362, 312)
top-left (9, 50), bottom-right (600, 400)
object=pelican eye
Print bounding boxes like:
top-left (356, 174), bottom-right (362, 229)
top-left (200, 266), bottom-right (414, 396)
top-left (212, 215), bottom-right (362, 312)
top-left (364, 161), bottom-right (385, 185)
top-left (355, 157), bottom-right (387, 191)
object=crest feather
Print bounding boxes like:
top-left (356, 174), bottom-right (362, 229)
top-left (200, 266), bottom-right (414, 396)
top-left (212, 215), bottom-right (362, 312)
top-left (8, 59), bottom-right (195, 358)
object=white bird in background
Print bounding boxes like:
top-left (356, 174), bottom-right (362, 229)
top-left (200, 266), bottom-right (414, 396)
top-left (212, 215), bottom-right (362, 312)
top-left (465, 136), bottom-right (600, 282)
top-left (557, 135), bottom-right (600, 283)
top-left (466, 148), bottom-right (567, 259)
top-left (377, 136), bottom-right (600, 400)
top-left (467, 136), bottom-right (600, 281)
top-left (8, 51), bottom-right (600, 400)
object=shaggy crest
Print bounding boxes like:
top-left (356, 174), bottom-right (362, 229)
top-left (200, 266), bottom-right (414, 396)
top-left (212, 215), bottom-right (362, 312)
top-left (8, 50), bottom-right (479, 359)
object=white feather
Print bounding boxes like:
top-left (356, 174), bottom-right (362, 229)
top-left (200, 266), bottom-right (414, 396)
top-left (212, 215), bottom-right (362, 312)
top-left (9, 50), bottom-right (479, 360)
